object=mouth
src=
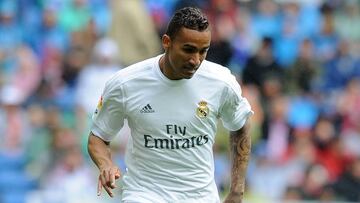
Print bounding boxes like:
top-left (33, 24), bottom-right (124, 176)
top-left (183, 65), bottom-right (198, 74)
top-left (184, 68), bottom-right (196, 74)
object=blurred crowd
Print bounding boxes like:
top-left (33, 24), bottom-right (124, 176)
top-left (0, 0), bottom-right (360, 203)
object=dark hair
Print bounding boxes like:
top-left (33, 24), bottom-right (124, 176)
top-left (166, 7), bottom-right (209, 39)
top-left (262, 36), bottom-right (273, 47)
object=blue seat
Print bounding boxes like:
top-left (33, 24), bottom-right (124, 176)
top-left (1, 191), bottom-right (26, 203)
top-left (0, 152), bottom-right (26, 171)
top-left (0, 171), bottom-right (37, 193)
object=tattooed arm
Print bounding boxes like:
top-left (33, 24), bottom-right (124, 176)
top-left (223, 121), bottom-right (251, 203)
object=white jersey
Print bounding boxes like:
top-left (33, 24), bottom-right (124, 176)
top-left (91, 55), bottom-right (253, 203)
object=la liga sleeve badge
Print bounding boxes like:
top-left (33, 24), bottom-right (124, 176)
top-left (94, 96), bottom-right (103, 114)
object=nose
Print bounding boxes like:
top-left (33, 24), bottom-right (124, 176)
top-left (189, 53), bottom-right (201, 67)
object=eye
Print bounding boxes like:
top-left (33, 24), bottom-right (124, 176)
top-left (182, 47), bottom-right (196, 54)
top-left (199, 48), bottom-right (209, 55)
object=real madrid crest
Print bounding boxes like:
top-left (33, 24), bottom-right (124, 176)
top-left (94, 96), bottom-right (103, 114)
top-left (196, 100), bottom-right (209, 118)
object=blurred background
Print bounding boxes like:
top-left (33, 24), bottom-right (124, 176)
top-left (0, 0), bottom-right (360, 202)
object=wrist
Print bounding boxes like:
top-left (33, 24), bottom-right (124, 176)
top-left (98, 160), bottom-right (115, 171)
top-left (229, 189), bottom-right (244, 198)
top-left (230, 182), bottom-right (244, 193)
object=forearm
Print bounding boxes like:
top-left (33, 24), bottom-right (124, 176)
top-left (229, 122), bottom-right (251, 197)
top-left (88, 132), bottom-right (121, 197)
top-left (88, 132), bottom-right (114, 170)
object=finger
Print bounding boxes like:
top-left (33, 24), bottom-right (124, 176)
top-left (104, 170), bottom-right (115, 189)
top-left (100, 173), bottom-right (114, 197)
top-left (97, 177), bottom-right (102, 196)
top-left (115, 168), bottom-right (121, 179)
top-left (103, 170), bottom-right (111, 187)
top-left (110, 171), bottom-right (116, 189)
top-left (100, 173), bottom-right (108, 190)
top-left (103, 184), bottom-right (114, 197)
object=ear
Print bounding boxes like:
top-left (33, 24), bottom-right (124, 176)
top-left (162, 34), bottom-right (171, 52)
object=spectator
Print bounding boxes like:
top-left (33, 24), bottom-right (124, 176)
top-left (108, 0), bottom-right (161, 66)
top-left (251, 0), bottom-right (281, 39)
top-left (334, 157), bottom-right (360, 201)
top-left (286, 39), bottom-right (320, 94)
top-left (242, 36), bottom-right (284, 94)
top-left (75, 37), bottom-right (121, 136)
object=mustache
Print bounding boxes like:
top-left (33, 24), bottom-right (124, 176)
top-left (184, 64), bottom-right (199, 70)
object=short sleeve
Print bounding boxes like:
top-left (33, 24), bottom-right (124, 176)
top-left (91, 77), bottom-right (125, 142)
top-left (219, 76), bottom-right (253, 131)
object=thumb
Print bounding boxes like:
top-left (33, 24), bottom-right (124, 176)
top-left (115, 168), bottom-right (121, 179)
top-left (97, 176), bottom-right (102, 196)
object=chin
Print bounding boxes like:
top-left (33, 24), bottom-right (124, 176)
top-left (182, 73), bottom-right (195, 79)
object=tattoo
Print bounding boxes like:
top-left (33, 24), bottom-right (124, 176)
top-left (229, 123), bottom-right (251, 196)
top-left (236, 133), bottom-right (251, 162)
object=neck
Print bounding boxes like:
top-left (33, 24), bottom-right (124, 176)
top-left (159, 54), bottom-right (178, 80)
top-left (159, 55), bottom-right (166, 75)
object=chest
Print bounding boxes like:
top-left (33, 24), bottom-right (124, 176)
top-left (123, 82), bottom-right (223, 134)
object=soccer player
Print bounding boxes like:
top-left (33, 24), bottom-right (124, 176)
top-left (88, 7), bottom-right (253, 203)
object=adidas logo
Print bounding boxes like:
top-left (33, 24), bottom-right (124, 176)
top-left (140, 104), bottom-right (155, 113)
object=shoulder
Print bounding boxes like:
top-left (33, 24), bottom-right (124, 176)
top-left (197, 60), bottom-right (240, 90)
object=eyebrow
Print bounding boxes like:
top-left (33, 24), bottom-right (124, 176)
top-left (183, 44), bottom-right (210, 50)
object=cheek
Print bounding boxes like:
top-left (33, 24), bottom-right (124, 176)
top-left (170, 51), bottom-right (186, 66)
top-left (168, 52), bottom-right (181, 70)
top-left (201, 53), bottom-right (207, 61)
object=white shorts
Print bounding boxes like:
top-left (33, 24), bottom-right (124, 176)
top-left (121, 189), bottom-right (167, 203)
top-left (121, 189), bottom-right (220, 203)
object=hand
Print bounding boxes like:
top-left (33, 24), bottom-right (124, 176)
top-left (223, 191), bottom-right (243, 203)
top-left (97, 166), bottom-right (121, 197)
